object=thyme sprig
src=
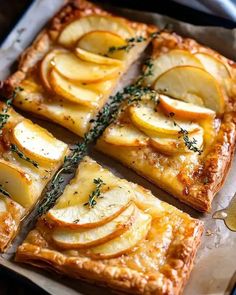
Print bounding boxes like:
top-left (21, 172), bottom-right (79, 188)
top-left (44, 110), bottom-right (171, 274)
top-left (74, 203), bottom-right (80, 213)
top-left (0, 87), bottom-right (24, 133)
top-left (0, 185), bottom-right (11, 198)
top-left (37, 51), bottom-right (157, 215)
top-left (84, 178), bottom-right (106, 208)
top-left (10, 144), bottom-right (39, 168)
top-left (107, 26), bottom-right (171, 55)
top-left (173, 121), bottom-right (202, 155)
top-left (108, 35), bottom-right (147, 54)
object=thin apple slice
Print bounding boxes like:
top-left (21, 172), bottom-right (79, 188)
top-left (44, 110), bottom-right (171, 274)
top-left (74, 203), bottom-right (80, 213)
top-left (129, 102), bottom-right (200, 136)
top-left (0, 159), bottom-right (32, 208)
top-left (75, 47), bottom-right (123, 66)
top-left (77, 31), bottom-right (128, 60)
top-left (12, 119), bottom-right (68, 165)
top-left (103, 123), bottom-right (148, 147)
top-left (58, 15), bottom-right (134, 47)
top-left (52, 203), bottom-right (135, 249)
top-left (195, 52), bottom-right (231, 82)
top-left (54, 52), bottom-right (121, 83)
top-left (85, 207), bottom-right (151, 259)
top-left (159, 95), bottom-right (215, 120)
top-left (144, 49), bottom-right (203, 86)
top-left (40, 49), bottom-right (67, 91)
top-left (154, 65), bottom-right (225, 114)
top-left (47, 186), bottom-right (133, 229)
top-left (50, 70), bottom-right (102, 107)
top-left (149, 128), bottom-right (203, 155)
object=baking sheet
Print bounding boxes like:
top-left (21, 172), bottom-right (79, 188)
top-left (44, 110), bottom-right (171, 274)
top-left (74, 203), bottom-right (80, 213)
top-left (0, 1), bottom-right (236, 294)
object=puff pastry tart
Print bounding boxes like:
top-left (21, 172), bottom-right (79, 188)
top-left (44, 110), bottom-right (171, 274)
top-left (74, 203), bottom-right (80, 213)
top-left (96, 32), bottom-right (236, 212)
top-left (16, 157), bottom-right (203, 295)
top-left (0, 102), bottom-right (68, 251)
top-left (3, 0), bottom-right (155, 137)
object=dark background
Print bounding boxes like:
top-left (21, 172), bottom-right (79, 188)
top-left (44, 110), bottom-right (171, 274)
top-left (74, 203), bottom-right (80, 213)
top-left (0, 0), bottom-right (235, 294)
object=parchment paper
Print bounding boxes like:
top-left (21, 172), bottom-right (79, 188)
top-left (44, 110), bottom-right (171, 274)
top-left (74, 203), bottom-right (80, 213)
top-left (0, 1), bottom-right (235, 295)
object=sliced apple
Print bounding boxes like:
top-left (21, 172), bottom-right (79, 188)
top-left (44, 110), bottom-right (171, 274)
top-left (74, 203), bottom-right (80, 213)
top-left (47, 186), bottom-right (133, 229)
top-left (77, 31), bottom-right (128, 60)
top-left (144, 49), bottom-right (203, 86)
top-left (149, 128), bottom-right (203, 155)
top-left (195, 52), bottom-right (231, 82)
top-left (50, 69), bottom-right (102, 108)
top-left (85, 207), bottom-right (151, 259)
top-left (159, 95), bottom-right (215, 120)
top-left (12, 119), bottom-right (68, 165)
top-left (154, 65), bottom-right (225, 114)
top-left (58, 15), bottom-right (134, 47)
top-left (129, 102), bottom-right (200, 136)
top-left (103, 123), bottom-right (148, 147)
top-left (52, 203), bottom-right (135, 249)
top-left (40, 49), bottom-right (67, 91)
top-left (0, 159), bottom-right (33, 208)
top-left (54, 52), bottom-right (121, 83)
top-left (75, 47), bottom-right (123, 66)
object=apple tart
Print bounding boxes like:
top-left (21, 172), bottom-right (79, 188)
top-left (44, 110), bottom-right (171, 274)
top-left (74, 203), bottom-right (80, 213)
top-left (16, 157), bottom-right (203, 295)
top-left (0, 102), bottom-right (68, 251)
top-left (4, 0), bottom-right (156, 137)
top-left (96, 32), bottom-right (236, 212)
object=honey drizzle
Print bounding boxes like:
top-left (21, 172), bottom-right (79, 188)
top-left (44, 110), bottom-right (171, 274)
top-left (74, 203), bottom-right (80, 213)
top-left (213, 193), bottom-right (236, 232)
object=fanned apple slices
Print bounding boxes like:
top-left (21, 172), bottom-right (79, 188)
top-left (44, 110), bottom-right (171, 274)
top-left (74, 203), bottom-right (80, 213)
top-left (16, 157), bottom-right (203, 295)
top-left (58, 15), bottom-right (134, 48)
top-left (0, 102), bottom-right (68, 251)
top-left (154, 65), bottom-right (224, 114)
top-left (103, 98), bottom-right (206, 156)
top-left (6, 2), bottom-right (155, 137)
top-left (96, 31), bottom-right (236, 212)
top-left (41, 157), bottom-right (152, 257)
top-left (142, 41), bottom-right (233, 115)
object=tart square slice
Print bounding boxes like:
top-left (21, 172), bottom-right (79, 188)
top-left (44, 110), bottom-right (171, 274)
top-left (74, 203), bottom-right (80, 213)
top-left (3, 0), bottom-right (156, 137)
top-left (0, 102), bottom-right (68, 251)
top-left (16, 157), bottom-right (203, 295)
top-left (96, 31), bottom-right (236, 212)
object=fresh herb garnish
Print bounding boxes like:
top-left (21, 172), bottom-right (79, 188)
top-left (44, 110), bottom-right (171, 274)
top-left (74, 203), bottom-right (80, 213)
top-left (0, 87), bottom-right (24, 133)
top-left (0, 185), bottom-right (11, 198)
top-left (108, 35), bottom-right (148, 54)
top-left (84, 178), bottom-right (106, 208)
top-left (107, 28), bottom-right (166, 55)
top-left (173, 121), bottom-right (202, 155)
top-left (10, 144), bottom-right (39, 168)
top-left (37, 50), bottom-right (158, 215)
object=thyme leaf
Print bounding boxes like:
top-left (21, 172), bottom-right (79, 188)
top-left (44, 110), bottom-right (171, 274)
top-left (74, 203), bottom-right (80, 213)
top-left (173, 121), bottom-right (203, 155)
top-left (107, 26), bottom-right (170, 55)
top-left (0, 185), bottom-right (11, 198)
top-left (84, 178), bottom-right (106, 208)
top-left (10, 144), bottom-right (39, 168)
top-left (108, 35), bottom-right (147, 54)
top-left (0, 87), bottom-right (24, 133)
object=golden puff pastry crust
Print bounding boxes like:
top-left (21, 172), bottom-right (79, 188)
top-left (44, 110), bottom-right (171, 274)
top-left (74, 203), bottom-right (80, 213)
top-left (96, 32), bottom-right (236, 212)
top-left (0, 102), bottom-right (68, 251)
top-left (0, 197), bottom-right (24, 252)
top-left (16, 157), bottom-right (203, 295)
top-left (3, 0), bottom-right (156, 137)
